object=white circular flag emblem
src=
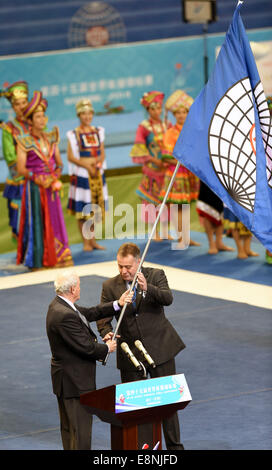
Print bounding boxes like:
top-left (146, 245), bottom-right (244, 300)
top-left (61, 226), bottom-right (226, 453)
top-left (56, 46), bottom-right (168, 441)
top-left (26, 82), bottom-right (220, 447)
top-left (208, 78), bottom-right (272, 213)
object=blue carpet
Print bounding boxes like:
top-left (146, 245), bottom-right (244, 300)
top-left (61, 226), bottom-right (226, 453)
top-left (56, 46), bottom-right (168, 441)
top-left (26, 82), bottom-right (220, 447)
top-left (0, 276), bottom-right (271, 450)
top-left (0, 231), bottom-right (271, 286)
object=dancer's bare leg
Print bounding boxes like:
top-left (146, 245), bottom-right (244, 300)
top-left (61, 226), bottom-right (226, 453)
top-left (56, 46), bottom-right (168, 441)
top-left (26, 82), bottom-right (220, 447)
top-left (232, 229), bottom-right (248, 259)
top-left (215, 224), bottom-right (235, 251)
top-left (176, 205), bottom-right (200, 246)
top-left (203, 218), bottom-right (218, 254)
top-left (88, 225), bottom-right (106, 250)
top-left (244, 235), bottom-right (259, 257)
top-left (78, 219), bottom-right (93, 251)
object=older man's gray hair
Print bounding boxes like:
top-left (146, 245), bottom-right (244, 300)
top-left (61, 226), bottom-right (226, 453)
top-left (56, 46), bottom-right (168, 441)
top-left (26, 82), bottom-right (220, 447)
top-left (54, 271), bottom-right (79, 294)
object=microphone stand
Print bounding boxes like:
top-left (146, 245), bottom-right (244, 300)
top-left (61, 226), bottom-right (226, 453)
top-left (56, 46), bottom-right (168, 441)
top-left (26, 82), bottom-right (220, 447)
top-left (139, 361), bottom-right (147, 379)
top-left (102, 161), bottom-right (181, 366)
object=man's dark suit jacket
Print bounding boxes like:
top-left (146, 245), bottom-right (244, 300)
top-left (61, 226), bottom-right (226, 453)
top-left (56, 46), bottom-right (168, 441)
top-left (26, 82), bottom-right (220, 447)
top-left (46, 296), bottom-right (116, 398)
top-left (97, 267), bottom-right (185, 371)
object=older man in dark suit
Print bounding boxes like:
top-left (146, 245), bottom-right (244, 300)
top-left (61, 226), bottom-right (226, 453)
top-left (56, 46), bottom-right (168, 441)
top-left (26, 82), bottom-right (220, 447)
top-left (96, 242), bottom-right (186, 450)
top-left (46, 270), bottom-right (132, 450)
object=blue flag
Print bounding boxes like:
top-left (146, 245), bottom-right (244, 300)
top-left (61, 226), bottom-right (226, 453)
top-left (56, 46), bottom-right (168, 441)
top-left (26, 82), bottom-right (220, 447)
top-left (173, 2), bottom-right (272, 251)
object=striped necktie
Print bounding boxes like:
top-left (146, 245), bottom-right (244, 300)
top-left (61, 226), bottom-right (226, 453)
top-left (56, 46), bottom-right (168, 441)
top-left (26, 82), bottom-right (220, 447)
top-left (128, 281), bottom-right (137, 310)
top-left (75, 308), bottom-right (90, 330)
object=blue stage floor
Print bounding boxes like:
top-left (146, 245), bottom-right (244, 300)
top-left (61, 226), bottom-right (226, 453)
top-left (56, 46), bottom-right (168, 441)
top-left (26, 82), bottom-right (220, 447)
top-left (1, 231), bottom-right (271, 286)
top-left (0, 233), bottom-right (271, 451)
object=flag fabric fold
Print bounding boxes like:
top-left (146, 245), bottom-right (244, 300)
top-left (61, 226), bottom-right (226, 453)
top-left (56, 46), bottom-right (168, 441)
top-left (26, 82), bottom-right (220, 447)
top-left (173, 2), bottom-right (272, 251)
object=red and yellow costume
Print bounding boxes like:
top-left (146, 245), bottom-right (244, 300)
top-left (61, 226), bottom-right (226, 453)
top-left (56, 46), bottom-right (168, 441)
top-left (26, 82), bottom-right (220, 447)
top-left (130, 91), bottom-right (171, 222)
top-left (159, 89), bottom-right (199, 204)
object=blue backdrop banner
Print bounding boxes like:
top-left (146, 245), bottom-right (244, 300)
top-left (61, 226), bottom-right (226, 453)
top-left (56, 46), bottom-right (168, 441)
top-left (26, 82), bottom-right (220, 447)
top-left (0, 37), bottom-right (204, 123)
top-left (0, 29), bottom-right (271, 180)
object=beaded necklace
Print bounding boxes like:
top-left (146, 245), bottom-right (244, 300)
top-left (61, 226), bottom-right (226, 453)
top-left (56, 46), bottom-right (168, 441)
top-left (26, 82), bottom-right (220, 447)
top-left (32, 133), bottom-right (50, 159)
top-left (149, 119), bottom-right (165, 153)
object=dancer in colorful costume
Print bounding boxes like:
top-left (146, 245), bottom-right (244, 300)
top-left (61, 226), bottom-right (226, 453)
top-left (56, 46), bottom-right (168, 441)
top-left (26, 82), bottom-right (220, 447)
top-left (196, 182), bottom-right (232, 254)
top-left (0, 81), bottom-right (29, 239)
top-left (130, 91), bottom-right (171, 240)
top-left (16, 91), bottom-right (73, 269)
top-left (67, 99), bottom-right (108, 251)
top-left (159, 89), bottom-right (200, 246)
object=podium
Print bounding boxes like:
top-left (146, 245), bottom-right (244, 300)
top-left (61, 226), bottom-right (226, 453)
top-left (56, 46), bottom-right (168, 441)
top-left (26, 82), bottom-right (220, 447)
top-left (80, 373), bottom-right (191, 450)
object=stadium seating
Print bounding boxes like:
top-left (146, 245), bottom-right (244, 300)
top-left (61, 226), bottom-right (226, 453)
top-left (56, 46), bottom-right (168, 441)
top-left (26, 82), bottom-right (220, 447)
top-left (0, 0), bottom-right (271, 56)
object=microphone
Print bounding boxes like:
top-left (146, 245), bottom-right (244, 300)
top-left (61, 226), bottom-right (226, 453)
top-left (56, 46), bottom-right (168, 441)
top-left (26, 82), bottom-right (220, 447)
top-left (121, 342), bottom-right (142, 370)
top-left (135, 340), bottom-right (156, 368)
